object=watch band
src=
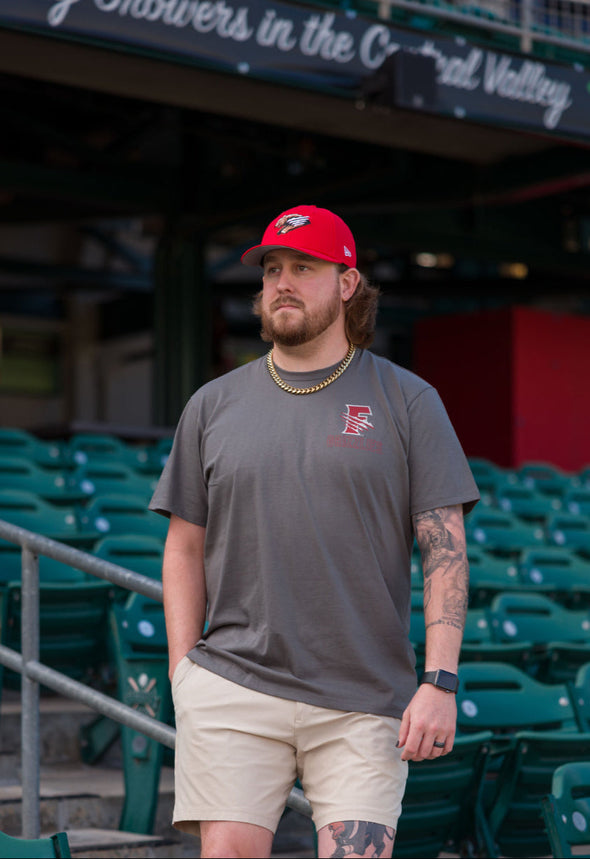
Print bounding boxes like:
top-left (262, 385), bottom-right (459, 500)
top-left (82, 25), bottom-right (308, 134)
top-left (420, 669), bottom-right (459, 693)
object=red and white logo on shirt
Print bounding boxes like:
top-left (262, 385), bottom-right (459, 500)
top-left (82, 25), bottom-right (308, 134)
top-left (341, 405), bottom-right (374, 436)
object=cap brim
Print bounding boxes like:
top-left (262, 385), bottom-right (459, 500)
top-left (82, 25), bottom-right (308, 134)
top-left (241, 243), bottom-right (343, 267)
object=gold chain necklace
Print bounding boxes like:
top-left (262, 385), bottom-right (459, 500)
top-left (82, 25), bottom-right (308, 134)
top-left (266, 342), bottom-right (356, 395)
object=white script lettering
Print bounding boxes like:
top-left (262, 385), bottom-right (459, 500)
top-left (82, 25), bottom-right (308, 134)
top-left (420, 41), bottom-right (481, 90)
top-left (300, 14), bottom-right (355, 63)
top-left (359, 25), bottom-right (399, 70)
top-left (256, 10), bottom-right (297, 51)
top-left (484, 53), bottom-right (572, 128)
top-left (91, 0), bottom-right (253, 41)
top-left (48, 0), bottom-right (82, 26)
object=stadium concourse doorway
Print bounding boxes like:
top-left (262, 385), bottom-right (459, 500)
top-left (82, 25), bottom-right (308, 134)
top-left (0, 11), bottom-right (589, 460)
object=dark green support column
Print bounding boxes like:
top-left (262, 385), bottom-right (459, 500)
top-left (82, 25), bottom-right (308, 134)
top-left (153, 229), bottom-right (211, 426)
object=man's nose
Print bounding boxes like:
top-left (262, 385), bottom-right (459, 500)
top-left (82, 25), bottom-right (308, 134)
top-left (276, 271), bottom-right (294, 292)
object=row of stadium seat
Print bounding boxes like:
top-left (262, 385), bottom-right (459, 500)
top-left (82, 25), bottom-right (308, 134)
top-left (0, 489), bottom-right (167, 547)
top-left (466, 507), bottom-right (590, 556)
top-left (0, 427), bottom-right (172, 475)
top-left (469, 456), bottom-right (590, 505)
top-left (0, 456), bottom-right (158, 506)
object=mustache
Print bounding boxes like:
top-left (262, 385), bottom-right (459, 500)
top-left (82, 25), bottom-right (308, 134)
top-left (271, 297), bottom-right (305, 311)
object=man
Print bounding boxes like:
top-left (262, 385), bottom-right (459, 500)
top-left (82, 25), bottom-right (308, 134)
top-left (150, 204), bottom-right (479, 859)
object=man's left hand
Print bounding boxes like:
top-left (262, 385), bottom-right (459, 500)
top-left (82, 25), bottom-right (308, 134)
top-left (397, 683), bottom-right (457, 761)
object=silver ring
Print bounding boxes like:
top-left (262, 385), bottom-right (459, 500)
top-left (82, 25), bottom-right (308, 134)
top-left (433, 740), bottom-right (445, 748)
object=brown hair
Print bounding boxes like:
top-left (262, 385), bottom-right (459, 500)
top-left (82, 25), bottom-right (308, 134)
top-left (342, 267), bottom-right (380, 349)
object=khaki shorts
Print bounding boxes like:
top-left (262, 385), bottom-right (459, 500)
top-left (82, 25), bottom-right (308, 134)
top-left (171, 657), bottom-right (408, 835)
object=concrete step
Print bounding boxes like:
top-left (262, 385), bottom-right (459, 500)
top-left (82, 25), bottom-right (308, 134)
top-left (0, 688), bottom-right (117, 769)
top-left (0, 762), bottom-right (198, 857)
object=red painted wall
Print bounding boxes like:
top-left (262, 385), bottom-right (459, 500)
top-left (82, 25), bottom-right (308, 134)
top-left (413, 306), bottom-right (590, 472)
top-left (512, 308), bottom-right (590, 471)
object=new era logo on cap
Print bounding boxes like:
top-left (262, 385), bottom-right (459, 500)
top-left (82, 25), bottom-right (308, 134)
top-left (241, 204), bottom-right (357, 267)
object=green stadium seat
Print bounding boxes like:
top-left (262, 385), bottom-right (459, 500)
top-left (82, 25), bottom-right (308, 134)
top-left (496, 481), bottom-right (562, 522)
top-left (460, 608), bottom-right (536, 673)
top-left (456, 663), bottom-right (590, 856)
top-left (412, 596), bottom-right (535, 673)
top-left (144, 437), bottom-right (173, 474)
top-left (546, 512), bottom-right (590, 557)
top-left (77, 494), bottom-right (169, 541)
top-left (467, 457), bottom-right (516, 506)
top-left (457, 661), bottom-right (579, 734)
top-left (68, 462), bottom-right (157, 502)
top-left (67, 432), bottom-right (153, 473)
top-left (93, 534), bottom-right (164, 580)
top-left (487, 592), bottom-right (590, 681)
top-left (0, 540), bottom-right (21, 584)
top-left (564, 487), bottom-right (590, 517)
top-left (480, 731), bottom-right (590, 857)
top-left (4, 578), bottom-right (114, 684)
top-left (0, 427), bottom-right (69, 471)
top-left (92, 534), bottom-right (163, 604)
top-left (38, 556), bottom-right (89, 584)
top-left (519, 547), bottom-right (590, 608)
top-left (569, 661), bottom-right (590, 733)
top-left (108, 591), bottom-right (171, 833)
top-left (0, 829), bottom-right (71, 858)
top-left (465, 509), bottom-right (545, 556)
top-left (467, 546), bottom-right (521, 607)
top-left (0, 542), bottom-right (90, 585)
top-left (488, 592), bottom-right (590, 647)
top-left (394, 731), bottom-right (493, 858)
top-left (517, 462), bottom-right (574, 501)
top-left (541, 761), bottom-right (590, 859)
top-left (68, 432), bottom-right (133, 465)
top-left (462, 608), bottom-right (492, 648)
top-left (0, 489), bottom-right (95, 548)
top-left (0, 456), bottom-right (85, 505)
top-left (78, 538), bottom-right (166, 765)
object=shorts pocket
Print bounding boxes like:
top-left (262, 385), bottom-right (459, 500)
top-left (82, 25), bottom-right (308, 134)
top-left (171, 655), bottom-right (193, 694)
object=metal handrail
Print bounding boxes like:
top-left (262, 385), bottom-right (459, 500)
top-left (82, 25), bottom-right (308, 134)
top-left (0, 518), bottom-right (311, 839)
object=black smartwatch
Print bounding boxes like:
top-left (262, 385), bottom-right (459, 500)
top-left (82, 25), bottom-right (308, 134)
top-left (420, 669), bottom-right (459, 694)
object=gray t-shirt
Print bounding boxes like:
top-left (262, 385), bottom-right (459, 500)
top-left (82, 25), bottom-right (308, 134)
top-left (150, 348), bottom-right (479, 718)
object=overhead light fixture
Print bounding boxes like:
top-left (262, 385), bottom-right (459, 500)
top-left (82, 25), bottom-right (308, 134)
top-left (414, 252), bottom-right (455, 269)
top-left (415, 252), bottom-right (437, 268)
top-left (499, 262), bottom-right (528, 279)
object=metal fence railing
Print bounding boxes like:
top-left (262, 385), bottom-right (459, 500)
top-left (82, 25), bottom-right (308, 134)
top-left (0, 518), bottom-right (311, 840)
top-left (374, 0), bottom-right (590, 55)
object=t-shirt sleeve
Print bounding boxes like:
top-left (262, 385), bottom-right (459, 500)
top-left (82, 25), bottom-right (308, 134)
top-left (148, 394), bottom-right (209, 526)
top-left (407, 386), bottom-right (480, 516)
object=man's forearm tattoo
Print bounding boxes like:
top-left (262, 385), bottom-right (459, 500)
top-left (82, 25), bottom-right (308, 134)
top-left (413, 507), bottom-right (469, 631)
top-left (328, 821), bottom-right (395, 858)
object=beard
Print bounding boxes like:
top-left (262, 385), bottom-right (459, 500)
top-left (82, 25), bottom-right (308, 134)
top-left (253, 283), bottom-right (342, 347)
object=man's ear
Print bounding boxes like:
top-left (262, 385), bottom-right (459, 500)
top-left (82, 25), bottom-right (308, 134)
top-left (340, 267), bottom-right (360, 302)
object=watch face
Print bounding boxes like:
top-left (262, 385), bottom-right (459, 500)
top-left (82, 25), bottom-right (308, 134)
top-left (422, 669), bottom-right (459, 692)
top-left (437, 670), bottom-right (459, 692)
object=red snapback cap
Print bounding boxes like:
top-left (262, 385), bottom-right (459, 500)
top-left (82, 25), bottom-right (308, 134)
top-left (241, 204), bottom-right (356, 267)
